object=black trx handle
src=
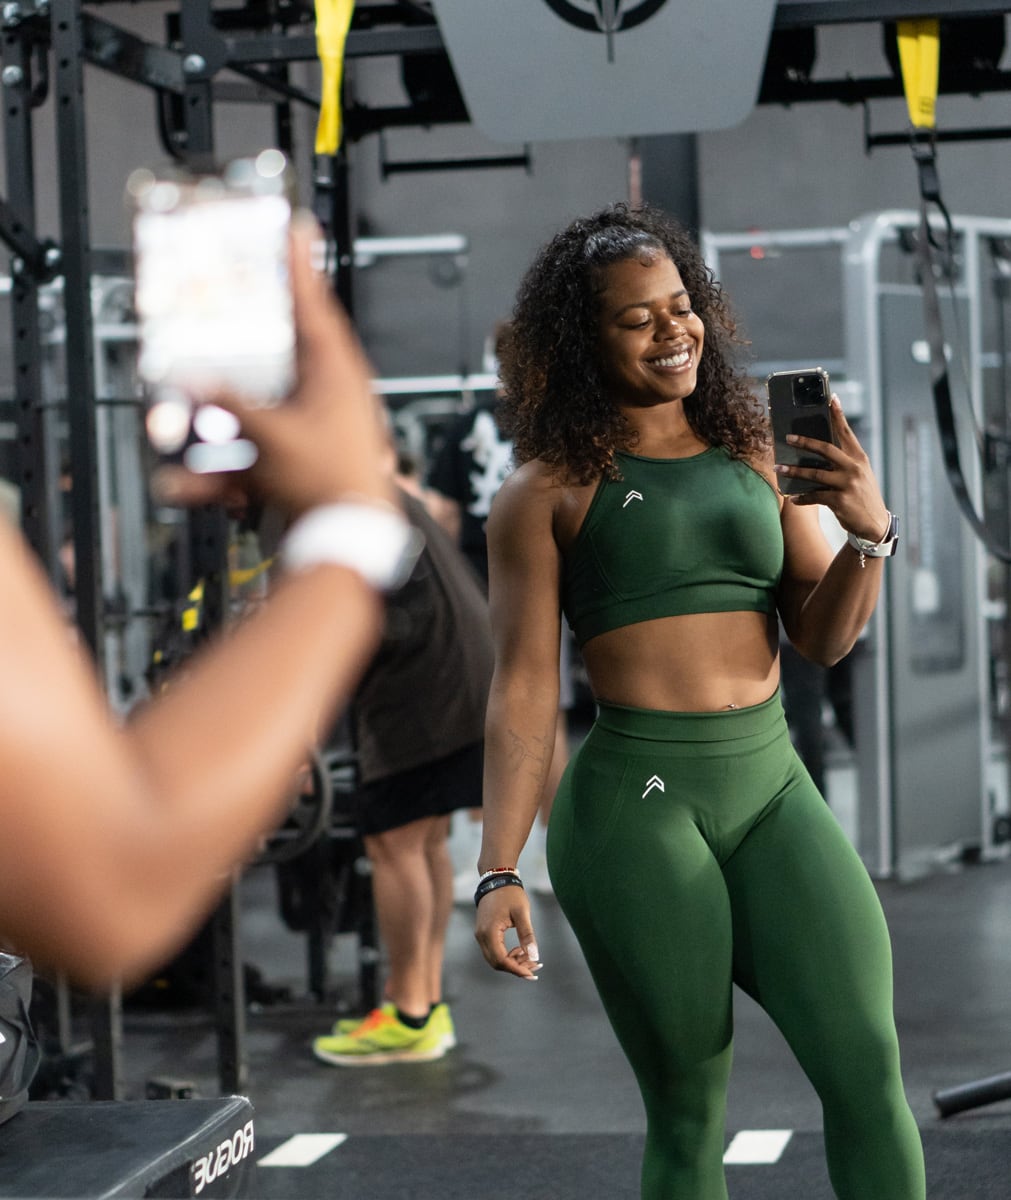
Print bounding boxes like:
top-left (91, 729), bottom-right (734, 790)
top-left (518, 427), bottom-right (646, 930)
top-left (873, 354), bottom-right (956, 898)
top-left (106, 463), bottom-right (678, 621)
top-left (914, 149), bottom-right (1011, 561)
top-left (900, 20), bottom-right (1011, 562)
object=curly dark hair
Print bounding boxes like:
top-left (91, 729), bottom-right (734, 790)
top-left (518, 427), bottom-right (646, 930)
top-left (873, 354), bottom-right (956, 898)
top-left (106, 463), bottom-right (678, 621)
top-left (498, 203), bottom-right (768, 483)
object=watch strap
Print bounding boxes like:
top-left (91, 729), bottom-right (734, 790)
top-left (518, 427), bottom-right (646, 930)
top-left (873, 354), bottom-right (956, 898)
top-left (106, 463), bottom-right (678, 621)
top-left (847, 512), bottom-right (899, 567)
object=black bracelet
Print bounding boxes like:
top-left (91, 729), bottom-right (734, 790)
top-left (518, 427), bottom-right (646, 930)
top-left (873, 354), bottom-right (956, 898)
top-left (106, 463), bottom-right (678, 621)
top-left (474, 872), bottom-right (524, 907)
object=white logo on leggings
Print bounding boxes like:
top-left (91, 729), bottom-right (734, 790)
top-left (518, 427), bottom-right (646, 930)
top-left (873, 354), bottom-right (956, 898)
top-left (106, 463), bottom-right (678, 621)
top-left (642, 774), bottom-right (664, 797)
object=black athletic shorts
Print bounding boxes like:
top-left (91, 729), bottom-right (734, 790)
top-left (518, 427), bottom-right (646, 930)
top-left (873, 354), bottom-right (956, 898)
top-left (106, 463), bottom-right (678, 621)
top-left (354, 740), bottom-right (484, 836)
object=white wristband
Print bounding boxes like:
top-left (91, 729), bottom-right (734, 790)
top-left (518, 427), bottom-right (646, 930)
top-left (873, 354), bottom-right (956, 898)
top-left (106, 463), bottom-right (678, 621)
top-left (846, 511), bottom-right (899, 568)
top-left (280, 501), bottom-right (424, 592)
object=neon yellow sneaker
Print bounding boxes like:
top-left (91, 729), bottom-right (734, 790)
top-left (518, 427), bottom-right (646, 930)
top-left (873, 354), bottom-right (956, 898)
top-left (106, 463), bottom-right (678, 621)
top-left (333, 1002), bottom-right (456, 1049)
top-left (313, 1006), bottom-right (446, 1066)
top-left (429, 1002), bottom-right (456, 1051)
top-left (331, 1001), bottom-right (395, 1036)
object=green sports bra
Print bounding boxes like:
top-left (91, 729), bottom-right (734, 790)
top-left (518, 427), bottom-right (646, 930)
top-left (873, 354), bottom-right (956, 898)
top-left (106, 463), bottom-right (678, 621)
top-left (561, 448), bottom-right (784, 647)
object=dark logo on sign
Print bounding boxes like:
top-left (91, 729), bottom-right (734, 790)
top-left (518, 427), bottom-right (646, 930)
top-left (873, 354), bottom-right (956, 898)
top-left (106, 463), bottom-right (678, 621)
top-left (542, 0), bottom-right (669, 61)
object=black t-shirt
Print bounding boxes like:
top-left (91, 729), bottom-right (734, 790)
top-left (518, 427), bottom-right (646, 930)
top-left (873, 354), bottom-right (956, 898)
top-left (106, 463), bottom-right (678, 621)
top-left (351, 491), bottom-right (494, 784)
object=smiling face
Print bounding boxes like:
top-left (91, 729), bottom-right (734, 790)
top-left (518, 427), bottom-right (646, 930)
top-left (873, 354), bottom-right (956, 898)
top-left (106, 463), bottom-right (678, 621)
top-left (595, 251), bottom-right (705, 410)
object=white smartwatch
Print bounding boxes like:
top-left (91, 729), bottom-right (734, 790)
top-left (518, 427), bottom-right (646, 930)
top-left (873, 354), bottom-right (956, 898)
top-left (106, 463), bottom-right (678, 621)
top-left (847, 512), bottom-right (899, 568)
top-left (280, 500), bottom-right (425, 592)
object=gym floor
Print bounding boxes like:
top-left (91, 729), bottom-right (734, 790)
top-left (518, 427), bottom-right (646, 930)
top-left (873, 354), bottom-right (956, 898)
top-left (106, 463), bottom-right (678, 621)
top-left (114, 844), bottom-right (1011, 1153)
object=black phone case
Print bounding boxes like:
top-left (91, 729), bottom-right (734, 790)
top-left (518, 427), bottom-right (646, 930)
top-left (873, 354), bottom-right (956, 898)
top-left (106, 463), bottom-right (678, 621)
top-left (766, 368), bottom-right (836, 495)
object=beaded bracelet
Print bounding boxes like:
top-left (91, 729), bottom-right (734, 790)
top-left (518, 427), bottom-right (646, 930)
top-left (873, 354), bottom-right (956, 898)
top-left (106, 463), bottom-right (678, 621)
top-left (474, 872), bottom-right (524, 907)
top-left (478, 867), bottom-right (521, 884)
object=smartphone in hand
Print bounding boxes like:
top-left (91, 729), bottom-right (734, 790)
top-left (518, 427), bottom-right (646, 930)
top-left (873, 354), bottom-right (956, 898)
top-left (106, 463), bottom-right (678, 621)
top-left (129, 149), bottom-right (295, 473)
top-left (766, 367), bottom-right (838, 496)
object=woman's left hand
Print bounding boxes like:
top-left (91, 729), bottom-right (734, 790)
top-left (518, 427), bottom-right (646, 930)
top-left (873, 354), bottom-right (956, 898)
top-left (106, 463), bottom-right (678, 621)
top-left (775, 394), bottom-right (891, 543)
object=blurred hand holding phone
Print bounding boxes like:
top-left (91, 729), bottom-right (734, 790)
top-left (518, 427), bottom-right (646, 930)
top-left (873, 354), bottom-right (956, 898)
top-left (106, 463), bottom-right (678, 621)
top-left (129, 149), bottom-right (295, 474)
top-left (766, 367), bottom-right (839, 496)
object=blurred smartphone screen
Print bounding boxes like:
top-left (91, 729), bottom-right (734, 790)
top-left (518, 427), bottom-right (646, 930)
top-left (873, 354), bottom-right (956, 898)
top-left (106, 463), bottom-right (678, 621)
top-left (134, 189), bottom-right (294, 406)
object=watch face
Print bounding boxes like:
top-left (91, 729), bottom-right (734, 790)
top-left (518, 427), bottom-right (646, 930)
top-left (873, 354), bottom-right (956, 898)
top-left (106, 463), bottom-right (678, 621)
top-left (880, 514), bottom-right (899, 552)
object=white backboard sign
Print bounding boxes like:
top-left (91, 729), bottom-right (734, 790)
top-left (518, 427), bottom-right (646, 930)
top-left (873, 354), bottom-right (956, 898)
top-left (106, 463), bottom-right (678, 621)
top-left (429, 1), bottom-right (778, 143)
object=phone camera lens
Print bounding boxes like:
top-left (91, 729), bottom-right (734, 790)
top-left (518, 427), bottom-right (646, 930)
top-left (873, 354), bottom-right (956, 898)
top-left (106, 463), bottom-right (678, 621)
top-left (792, 375), bottom-right (823, 406)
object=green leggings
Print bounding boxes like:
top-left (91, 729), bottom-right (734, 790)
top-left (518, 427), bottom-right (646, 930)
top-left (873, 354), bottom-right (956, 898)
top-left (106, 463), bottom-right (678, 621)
top-left (546, 691), bottom-right (925, 1200)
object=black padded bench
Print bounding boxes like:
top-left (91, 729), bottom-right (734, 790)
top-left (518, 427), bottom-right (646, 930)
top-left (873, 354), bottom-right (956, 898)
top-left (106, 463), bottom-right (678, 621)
top-left (0, 1096), bottom-right (255, 1198)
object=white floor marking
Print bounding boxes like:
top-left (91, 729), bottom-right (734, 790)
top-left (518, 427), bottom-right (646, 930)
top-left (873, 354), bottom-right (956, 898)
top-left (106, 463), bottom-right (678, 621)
top-left (259, 1133), bottom-right (348, 1167)
top-left (723, 1129), bottom-right (793, 1164)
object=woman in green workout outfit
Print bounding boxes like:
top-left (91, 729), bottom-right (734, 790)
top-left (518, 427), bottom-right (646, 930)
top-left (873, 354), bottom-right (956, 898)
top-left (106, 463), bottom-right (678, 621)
top-left (473, 204), bottom-right (925, 1200)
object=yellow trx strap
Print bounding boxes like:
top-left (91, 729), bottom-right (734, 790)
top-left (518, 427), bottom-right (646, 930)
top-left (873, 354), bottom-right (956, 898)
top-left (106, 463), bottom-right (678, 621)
top-left (896, 18), bottom-right (940, 130)
top-left (314, 0), bottom-right (356, 155)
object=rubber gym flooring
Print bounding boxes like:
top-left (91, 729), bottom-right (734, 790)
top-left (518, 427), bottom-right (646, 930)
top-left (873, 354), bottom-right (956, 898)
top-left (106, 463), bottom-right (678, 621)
top-left (250, 1129), bottom-right (1009, 1198)
top-left (100, 848), bottom-right (1011, 1198)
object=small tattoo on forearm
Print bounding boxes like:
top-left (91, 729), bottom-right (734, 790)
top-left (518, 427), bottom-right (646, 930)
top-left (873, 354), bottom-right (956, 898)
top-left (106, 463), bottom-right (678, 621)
top-left (506, 729), bottom-right (549, 782)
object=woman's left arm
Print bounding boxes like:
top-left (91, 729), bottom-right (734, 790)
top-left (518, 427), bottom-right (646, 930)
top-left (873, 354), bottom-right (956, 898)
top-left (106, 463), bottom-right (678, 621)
top-left (776, 394), bottom-right (893, 666)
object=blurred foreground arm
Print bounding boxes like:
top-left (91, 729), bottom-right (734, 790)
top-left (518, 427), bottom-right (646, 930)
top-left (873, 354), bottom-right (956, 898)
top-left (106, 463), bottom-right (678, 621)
top-left (0, 222), bottom-right (394, 988)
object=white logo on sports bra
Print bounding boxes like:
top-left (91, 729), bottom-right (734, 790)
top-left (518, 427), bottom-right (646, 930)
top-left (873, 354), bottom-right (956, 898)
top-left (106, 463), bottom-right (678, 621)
top-left (642, 774), bottom-right (664, 797)
top-left (623, 490), bottom-right (643, 508)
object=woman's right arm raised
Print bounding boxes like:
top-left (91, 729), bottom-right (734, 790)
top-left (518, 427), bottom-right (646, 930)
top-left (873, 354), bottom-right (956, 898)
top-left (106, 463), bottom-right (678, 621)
top-left (474, 462), bottom-right (562, 980)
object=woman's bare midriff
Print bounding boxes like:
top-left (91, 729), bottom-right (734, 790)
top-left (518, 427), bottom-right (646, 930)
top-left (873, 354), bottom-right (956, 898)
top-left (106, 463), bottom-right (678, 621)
top-left (580, 609), bottom-right (781, 713)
